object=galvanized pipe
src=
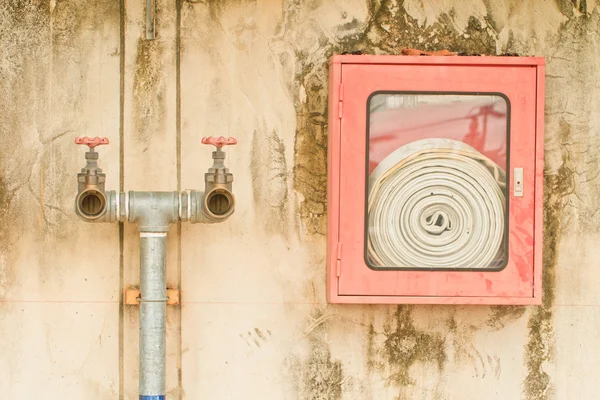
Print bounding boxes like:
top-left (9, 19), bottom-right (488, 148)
top-left (128, 192), bottom-right (179, 400)
top-left (74, 136), bottom-right (236, 399)
top-left (139, 232), bottom-right (167, 400)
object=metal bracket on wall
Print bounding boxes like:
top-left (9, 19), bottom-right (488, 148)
top-left (146, 0), bottom-right (156, 40)
top-left (125, 285), bottom-right (180, 305)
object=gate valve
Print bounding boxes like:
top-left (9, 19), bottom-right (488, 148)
top-left (75, 136), bottom-right (109, 194)
top-left (201, 136), bottom-right (237, 168)
top-left (75, 136), bottom-right (110, 150)
top-left (75, 136), bottom-right (109, 177)
top-left (200, 136), bottom-right (236, 194)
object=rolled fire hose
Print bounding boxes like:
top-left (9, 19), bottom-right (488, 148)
top-left (367, 139), bottom-right (506, 269)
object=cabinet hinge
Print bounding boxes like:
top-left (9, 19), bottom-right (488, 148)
top-left (336, 242), bottom-right (342, 277)
top-left (338, 83), bottom-right (343, 119)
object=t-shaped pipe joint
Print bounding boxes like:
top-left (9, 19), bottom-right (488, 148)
top-left (73, 135), bottom-right (237, 225)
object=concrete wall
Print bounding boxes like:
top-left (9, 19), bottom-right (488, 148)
top-left (0, 0), bottom-right (598, 398)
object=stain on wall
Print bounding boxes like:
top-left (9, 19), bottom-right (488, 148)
top-left (281, 0), bottom-right (588, 397)
top-left (0, 1), bottom-right (51, 297)
top-left (292, 66), bottom-right (329, 236)
top-left (288, 310), bottom-right (343, 400)
top-left (522, 6), bottom-right (600, 398)
top-left (290, 1), bottom-right (500, 236)
top-left (2, 0), bottom-right (599, 398)
top-left (133, 38), bottom-right (166, 148)
top-left (250, 125), bottom-right (290, 234)
top-left (487, 305), bottom-right (526, 330)
top-left (367, 306), bottom-right (446, 387)
top-left (523, 121), bottom-right (572, 399)
top-left (0, 1), bottom-right (121, 397)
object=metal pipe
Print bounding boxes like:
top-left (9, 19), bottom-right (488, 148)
top-left (74, 136), bottom-right (237, 399)
top-left (139, 232), bottom-right (167, 400)
top-left (128, 192), bottom-right (178, 400)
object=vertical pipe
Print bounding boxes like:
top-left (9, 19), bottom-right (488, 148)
top-left (139, 232), bottom-right (167, 400)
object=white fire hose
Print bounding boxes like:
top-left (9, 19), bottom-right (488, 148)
top-left (367, 139), bottom-right (506, 269)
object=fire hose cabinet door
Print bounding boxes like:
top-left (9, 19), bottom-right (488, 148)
top-left (326, 55), bottom-right (545, 305)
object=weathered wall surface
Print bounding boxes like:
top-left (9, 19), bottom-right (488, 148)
top-left (0, 0), bottom-right (598, 398)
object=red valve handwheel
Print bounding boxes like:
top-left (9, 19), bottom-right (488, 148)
top-left (75, 136), bottom-right (110, 149)
top-left (201, 136), bottom-right (237, 148)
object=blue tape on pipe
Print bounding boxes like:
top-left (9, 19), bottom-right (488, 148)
top-left (140, 396), bottom-right (165, 400)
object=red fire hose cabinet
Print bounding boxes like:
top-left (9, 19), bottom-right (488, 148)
top-left (326, 55), bottom-right (545, 305)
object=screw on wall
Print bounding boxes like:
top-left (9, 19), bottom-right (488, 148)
top-left (146, 0), bottom-right (156, 40)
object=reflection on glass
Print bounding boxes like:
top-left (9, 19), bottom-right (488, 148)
top-left (366, 93), bottom-right (509, 270)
